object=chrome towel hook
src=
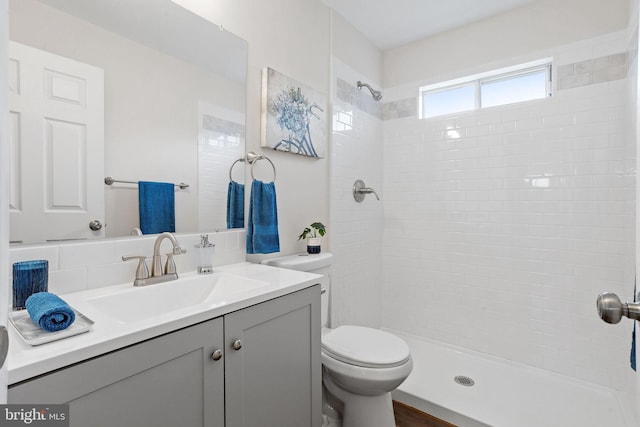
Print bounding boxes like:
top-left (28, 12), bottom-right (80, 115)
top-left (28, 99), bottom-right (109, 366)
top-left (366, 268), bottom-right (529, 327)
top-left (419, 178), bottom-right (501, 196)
top-left (353, 179), bottom-right (379, 202)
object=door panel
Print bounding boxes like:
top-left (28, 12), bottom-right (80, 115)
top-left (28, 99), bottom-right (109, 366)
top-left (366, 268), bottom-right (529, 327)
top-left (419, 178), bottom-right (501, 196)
top-left (9, 41), bottom-right (104, 244)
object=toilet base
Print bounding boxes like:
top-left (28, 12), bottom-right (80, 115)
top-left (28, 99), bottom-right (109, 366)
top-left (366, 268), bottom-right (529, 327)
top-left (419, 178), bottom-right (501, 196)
top-left (323, 373), bottom-right (396, 427)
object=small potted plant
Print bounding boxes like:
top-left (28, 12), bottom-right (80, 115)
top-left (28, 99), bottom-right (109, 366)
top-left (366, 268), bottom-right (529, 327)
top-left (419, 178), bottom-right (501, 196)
top-left (298, 222), bottom-right (326, 254)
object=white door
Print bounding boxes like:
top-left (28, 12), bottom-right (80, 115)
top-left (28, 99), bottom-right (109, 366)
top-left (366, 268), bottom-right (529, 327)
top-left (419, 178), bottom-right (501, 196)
top-left (1, 0), bottom-right (10, 403)
top-left (9, 42), bottom-right (104, 244)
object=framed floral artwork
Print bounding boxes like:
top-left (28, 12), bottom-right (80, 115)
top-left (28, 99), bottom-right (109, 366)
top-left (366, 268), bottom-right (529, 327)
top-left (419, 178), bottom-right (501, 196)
top-left (261, 67), bottom-right (327, 158)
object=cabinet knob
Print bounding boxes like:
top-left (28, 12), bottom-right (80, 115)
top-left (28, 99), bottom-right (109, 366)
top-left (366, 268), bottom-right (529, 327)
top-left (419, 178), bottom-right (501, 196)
top-left (211, 349), bottom-right (223, 361)
top-left (232, 339), bottom-right (243, 350)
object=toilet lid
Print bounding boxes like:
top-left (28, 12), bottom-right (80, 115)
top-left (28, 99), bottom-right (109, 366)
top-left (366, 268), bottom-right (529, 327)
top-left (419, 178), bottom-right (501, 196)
top-left (321, 326), bottom-right (411, 368)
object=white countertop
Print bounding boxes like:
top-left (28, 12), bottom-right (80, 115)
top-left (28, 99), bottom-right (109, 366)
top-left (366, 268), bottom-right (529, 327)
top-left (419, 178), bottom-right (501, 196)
top-left (7, 262), bottom-right (322, 385)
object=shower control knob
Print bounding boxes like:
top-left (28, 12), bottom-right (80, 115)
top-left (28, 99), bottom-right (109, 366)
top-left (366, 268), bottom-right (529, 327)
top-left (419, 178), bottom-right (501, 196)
top-left (596, 292), bottom-right (640, 324)
top-left (232, 339), bottom-right (243, 350)
top-left (211, 349), bottom-right (223, 361)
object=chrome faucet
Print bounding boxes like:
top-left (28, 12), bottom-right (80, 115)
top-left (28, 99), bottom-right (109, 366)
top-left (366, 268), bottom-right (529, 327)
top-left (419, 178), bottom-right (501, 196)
top-left (152, 232), bottom-right (186, 277)
top-left (122, 232), bottom-right (186, 286)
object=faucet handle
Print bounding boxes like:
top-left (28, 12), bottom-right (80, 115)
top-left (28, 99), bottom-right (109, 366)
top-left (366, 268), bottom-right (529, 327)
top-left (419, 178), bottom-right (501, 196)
top-left (164, 253), bottom-right (177, 275)
top-left (122, 255), bottom-right (150, 280)
top-left (172, 246), bottom-right (187, 255)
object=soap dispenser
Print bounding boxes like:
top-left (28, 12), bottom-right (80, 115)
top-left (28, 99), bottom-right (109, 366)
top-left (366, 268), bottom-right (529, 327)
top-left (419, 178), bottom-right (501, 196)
top-left (196, 234), bottom-right (215, 274)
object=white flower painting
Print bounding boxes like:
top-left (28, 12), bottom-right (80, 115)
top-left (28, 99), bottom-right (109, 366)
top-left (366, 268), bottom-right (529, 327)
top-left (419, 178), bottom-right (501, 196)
top-left (261, 67), bottom-right (327, 158)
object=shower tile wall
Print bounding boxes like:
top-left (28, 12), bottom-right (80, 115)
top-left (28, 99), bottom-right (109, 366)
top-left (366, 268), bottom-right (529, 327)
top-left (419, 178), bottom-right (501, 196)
top-left (330, 59), bottom-right (384, 328)
top-left (382, 31), bottom-right (636, 391)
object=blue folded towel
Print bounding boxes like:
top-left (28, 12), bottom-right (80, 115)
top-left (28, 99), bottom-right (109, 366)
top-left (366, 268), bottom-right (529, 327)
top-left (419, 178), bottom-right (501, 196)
top-left (246, 179), bottom-right (280, 254)
top-left (139, 181), bottom-right (175, 234)
top-left (26, 292), bottom-right (76, 332)
top-left (226, 180), bottom-right (245, 229)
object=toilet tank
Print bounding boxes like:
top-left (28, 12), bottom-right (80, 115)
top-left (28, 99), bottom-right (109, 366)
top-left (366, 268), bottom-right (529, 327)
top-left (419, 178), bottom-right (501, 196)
top-left (261, 253), bottom-right (333, 327)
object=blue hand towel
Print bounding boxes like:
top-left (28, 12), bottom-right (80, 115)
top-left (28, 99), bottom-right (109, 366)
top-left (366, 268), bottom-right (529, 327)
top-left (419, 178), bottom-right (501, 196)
top-left (226, 181), bottom-right (245, 229)
top-left (26, 292), bottom-right (76, 332)
top-left (246, 179), bottom-right (280, 254)
top-left (139, 181), bottom-right (175, 234)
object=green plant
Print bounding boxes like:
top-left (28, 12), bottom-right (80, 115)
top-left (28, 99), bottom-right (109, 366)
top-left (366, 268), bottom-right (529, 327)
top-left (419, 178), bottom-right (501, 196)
top-left (297, 222), bottom-right (326, 240)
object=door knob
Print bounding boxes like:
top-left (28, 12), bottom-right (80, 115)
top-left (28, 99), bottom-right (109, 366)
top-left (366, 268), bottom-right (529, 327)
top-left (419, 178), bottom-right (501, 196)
top-left (596, 292), bottom-right (640, 324)
top-left (89, 220), bottom-right (103, 231)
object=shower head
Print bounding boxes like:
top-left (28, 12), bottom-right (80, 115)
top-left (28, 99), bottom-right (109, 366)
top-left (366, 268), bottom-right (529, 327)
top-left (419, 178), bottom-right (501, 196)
top-left (357, 81), bottom-right (382, 101)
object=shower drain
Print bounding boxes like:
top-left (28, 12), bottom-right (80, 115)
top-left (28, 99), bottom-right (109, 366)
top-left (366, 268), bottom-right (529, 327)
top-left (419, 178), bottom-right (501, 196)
top-left (454, 375), bottom-right (475, 386)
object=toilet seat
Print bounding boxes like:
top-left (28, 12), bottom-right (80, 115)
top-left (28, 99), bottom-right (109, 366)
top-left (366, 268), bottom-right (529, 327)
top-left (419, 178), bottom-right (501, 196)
top-left (321, 325), bottom-right (410, 368)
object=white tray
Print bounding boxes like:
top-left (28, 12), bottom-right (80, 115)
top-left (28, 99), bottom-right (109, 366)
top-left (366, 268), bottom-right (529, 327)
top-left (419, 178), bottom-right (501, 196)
top-left (9, 308), bottom-right (94, 346)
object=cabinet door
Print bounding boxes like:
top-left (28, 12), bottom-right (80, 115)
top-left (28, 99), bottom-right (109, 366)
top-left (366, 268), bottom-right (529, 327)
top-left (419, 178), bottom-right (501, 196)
top-left (9, 318), bottom-right (224, 427)
top-left (225, 285), bottom-right (321, 427)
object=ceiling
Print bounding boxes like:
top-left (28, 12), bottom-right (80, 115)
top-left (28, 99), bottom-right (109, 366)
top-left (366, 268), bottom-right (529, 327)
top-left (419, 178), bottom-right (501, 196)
top-left (323, 0), bottom-right (534, 50)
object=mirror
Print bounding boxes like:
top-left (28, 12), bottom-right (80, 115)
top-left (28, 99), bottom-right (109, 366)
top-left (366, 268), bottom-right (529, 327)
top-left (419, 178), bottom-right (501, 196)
top-left (8, 0), bottom-right (247, 244)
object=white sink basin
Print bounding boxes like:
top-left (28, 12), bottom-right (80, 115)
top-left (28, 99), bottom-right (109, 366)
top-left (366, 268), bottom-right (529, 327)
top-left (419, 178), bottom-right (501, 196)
top-left (87, 272), bottom-right (269, 323)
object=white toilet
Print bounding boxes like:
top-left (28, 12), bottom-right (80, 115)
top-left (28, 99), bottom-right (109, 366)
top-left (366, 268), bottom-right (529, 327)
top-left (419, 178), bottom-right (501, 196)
top-left (262, 253), bottom-right (413, 427)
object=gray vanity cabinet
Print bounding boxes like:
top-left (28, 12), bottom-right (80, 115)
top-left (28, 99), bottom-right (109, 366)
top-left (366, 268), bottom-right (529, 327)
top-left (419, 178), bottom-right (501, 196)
top-left (8, 285), bottom-right (320, 427)
top-left (225, 285), bottom-right (321, 427)
top-left (9, 317), bottom-right (226, 427)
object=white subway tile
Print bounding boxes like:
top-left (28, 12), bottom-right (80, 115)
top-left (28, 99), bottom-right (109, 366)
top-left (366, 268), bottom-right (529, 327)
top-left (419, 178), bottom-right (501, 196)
top-left (59, 241), bottom-right (118, 269)
top-left (381, 41), bottom-right (634, 392)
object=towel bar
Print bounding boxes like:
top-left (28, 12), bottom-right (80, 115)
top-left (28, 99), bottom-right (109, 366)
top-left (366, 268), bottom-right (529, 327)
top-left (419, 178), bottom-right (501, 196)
top-left (229, 152), bottom-right (277, 182)
top-left (104, 177), bottom-right (189, 190)
top-left (229, 158), bottom-right (245, 181)
top-left (243, 151), bottom-right (276, 182)
top-left (250, 156), bottom-right (276, 182)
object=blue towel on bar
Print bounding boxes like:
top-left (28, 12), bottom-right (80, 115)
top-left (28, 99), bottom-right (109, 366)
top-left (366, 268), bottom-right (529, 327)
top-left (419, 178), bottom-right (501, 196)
top-left (246, 180), bottom-right (280, 254)
top-left (226, 181), bottom-right (245, 229)
top-left (26, 292), bottom-right (76, 332)
top-left (139, 181), bottom-right (175, 234)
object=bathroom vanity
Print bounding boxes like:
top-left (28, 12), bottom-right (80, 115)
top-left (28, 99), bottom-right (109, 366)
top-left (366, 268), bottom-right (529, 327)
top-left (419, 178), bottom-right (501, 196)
top-left (7, 263), bottom-right (322, 427)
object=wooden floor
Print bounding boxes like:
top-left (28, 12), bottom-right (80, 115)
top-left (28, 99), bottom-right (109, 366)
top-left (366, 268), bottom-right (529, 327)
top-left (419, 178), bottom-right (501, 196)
top-left (393, 401), bottom-right (457, 427)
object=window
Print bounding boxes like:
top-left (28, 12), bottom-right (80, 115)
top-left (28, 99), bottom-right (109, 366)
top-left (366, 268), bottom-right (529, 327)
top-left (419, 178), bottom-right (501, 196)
top-left (419, 59), bottom-right (552, 119)
top-left (422, 83), bottom-right (476, 118)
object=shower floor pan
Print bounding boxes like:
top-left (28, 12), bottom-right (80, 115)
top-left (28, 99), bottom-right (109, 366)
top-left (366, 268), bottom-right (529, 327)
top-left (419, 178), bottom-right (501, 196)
top-left (389, 330), bottom-right (633, 427)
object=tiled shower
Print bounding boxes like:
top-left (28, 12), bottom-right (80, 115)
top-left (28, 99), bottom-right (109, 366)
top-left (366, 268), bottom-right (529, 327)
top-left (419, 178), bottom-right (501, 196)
top-left (331, 26), bottom-right (639, 415)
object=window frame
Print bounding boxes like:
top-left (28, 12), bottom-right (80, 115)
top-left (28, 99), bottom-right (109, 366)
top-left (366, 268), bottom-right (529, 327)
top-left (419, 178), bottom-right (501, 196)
top-left (419, 58), bottom-right (552, 119)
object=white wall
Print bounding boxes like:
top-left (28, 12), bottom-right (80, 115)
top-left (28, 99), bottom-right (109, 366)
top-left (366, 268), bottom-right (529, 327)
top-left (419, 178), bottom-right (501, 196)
top-left (331, 12), bottom-right (383, 86)
top-left (384, 0), bottom-right (630, 88)
top-left (0, 0), bottom-right (9, 403)
top-left (329, 13), bottom-right (384, 328)
top-left (632, 0), bottom-right (640, 419)
top-left (174, 0), bottom-right (332, 259)
top-left (330, 60), bottom-right (383, 328)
